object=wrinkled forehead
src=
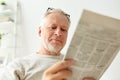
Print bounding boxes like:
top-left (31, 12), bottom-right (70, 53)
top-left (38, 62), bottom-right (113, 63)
top-left (42, 12), bottom-right (70, 28)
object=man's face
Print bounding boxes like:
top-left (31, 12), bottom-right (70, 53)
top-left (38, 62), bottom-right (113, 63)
top-left (39, 12), bottom-right (69, 53)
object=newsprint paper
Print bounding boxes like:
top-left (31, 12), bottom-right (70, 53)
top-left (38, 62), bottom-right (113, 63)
top-left (63, 10), bottom-right (120, 80)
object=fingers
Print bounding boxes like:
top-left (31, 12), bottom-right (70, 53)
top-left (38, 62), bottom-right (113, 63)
top-left (46, 59), bottom-right (74, 73)
top-left (53, 69), bottom-right (72, 79)
top-left (42, 59), bottom-right (74, 80)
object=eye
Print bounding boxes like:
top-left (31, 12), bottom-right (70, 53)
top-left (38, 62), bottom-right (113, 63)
top-left (61, 28), bottom-right (67, 32)
top-left (51, 26), bottom-right (56, 30)
top-left (48, 25), bottom-right (57, 30)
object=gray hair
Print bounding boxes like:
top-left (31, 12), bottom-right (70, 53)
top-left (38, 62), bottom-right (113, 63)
top-left (43, 8), bottom-right (71, 24)
top-left (40, 8), bottom-right (71, 28)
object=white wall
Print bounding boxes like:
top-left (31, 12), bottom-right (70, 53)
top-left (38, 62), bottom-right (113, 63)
top-left (17, 0), bottom-right (120, 80)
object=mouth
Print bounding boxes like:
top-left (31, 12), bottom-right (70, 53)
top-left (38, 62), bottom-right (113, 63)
top-left (51, 38), bottom-right (62, 44)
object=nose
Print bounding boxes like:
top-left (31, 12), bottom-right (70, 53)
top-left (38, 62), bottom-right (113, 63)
top-left (54, 29), bottom-right (62, 36)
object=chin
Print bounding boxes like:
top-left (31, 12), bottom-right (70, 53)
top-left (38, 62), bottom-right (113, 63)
top-left (48, 44), bottom-right (62, 53)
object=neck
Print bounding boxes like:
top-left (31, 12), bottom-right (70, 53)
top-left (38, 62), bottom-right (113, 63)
top-left (37, 47), bottom-right (61, 56)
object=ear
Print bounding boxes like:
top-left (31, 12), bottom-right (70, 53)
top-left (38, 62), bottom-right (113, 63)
top-left (38, 26), bottom-right (41, 36)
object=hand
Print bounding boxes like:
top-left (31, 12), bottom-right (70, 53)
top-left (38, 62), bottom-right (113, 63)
top-left (82, 77), bottom-right (96, 80)
top-left (42, 59), bottom-right (74, 80)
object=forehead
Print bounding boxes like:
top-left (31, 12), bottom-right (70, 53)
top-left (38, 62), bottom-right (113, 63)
top-left (44, 12), bottom-right (69, 27)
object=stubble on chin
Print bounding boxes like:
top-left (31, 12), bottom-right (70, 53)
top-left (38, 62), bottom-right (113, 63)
top-left (44, 42), bottom-right (62, 53)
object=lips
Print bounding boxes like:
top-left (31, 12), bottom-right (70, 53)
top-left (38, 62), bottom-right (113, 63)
top-left (51, 38), bottom-right (62, 43)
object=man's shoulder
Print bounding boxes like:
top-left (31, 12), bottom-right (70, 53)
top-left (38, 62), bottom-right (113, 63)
top-left (7, 53), bottom-right (37, 67)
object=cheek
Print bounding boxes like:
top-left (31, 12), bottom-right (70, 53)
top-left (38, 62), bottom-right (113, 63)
top-left (43, 31), bottom-right (53, 40)
top-left (63, 34), bottom-right (68, 42)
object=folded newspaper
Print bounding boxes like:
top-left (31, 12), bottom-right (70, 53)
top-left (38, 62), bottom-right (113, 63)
top-left (63, 10), bottom-right (120, 80)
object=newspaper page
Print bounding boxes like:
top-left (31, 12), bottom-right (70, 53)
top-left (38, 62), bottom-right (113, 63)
top-left (63, 10), bottom-right (120, 80)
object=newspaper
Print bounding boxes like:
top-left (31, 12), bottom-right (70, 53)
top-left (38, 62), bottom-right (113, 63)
top-left (63, 10), bottom-right (120, 80)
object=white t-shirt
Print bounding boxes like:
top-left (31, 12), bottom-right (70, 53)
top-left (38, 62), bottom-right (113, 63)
top-left (0, 53), bottom-right (63, 80)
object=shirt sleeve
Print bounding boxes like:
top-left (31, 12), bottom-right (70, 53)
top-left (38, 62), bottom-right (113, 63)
top-left (0, 59), bottom-right (25, 80)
